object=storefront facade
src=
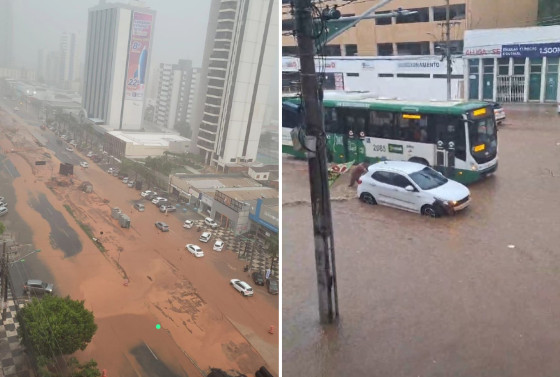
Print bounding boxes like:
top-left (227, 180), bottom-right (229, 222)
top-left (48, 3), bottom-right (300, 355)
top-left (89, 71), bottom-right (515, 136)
top-left (463, 25), bottom-right (560, 103)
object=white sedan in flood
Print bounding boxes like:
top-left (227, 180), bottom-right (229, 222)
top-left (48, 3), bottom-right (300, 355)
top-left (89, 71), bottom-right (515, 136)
top-left (213, 240), bottom-right (224, 251)
top-left (357, 161), bottom-right (471, 217)
top-left (186, 244), bottom-right (204, 258)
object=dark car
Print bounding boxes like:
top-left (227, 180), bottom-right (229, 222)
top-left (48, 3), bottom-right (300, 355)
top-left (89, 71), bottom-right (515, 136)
top-left (266, 279), bottom-right (278, 295)
top-left (251, 271), bottom-right (265, 286)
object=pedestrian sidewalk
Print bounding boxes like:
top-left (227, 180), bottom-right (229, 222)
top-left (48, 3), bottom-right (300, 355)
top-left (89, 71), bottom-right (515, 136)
top-left (0, 290), bottom-right (34, 377)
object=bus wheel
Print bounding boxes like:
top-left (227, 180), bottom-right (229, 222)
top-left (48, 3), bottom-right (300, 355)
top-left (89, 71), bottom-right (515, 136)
top-left (409, 157), bottom-right (429, 166)
top-left (360, 192), bottom-right (377, 205)
top-left (421, 204), bottom-right (440, 218)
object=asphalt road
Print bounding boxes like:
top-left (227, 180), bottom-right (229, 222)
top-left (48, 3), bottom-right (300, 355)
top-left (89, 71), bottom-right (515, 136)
top-left (282, 104), bottom-right (560, 377)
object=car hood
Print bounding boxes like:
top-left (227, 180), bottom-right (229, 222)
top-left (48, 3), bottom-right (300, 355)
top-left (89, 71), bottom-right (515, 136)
top-left (426, 179), bottom-right (470, 201)
top-left (46, 283), bottom-right (54, 292)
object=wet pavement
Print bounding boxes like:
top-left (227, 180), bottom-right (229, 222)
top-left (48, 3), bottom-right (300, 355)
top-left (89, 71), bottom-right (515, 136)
top-left (282, 104), bottom-right (560, 377)
top-left (29, 193), bottom-right (82, 257)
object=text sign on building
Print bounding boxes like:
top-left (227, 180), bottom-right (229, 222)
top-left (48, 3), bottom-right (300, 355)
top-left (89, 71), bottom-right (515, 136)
top-left (464, 46), bottom-right (502, 58)
top-left (501, 43), bottom-right (560, 58)
top-left (125, 12), bottom-right (153, 101)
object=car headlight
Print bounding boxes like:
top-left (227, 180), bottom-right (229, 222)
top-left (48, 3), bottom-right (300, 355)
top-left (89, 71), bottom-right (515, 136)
top-left (470, 163), bottom-right (478, 171)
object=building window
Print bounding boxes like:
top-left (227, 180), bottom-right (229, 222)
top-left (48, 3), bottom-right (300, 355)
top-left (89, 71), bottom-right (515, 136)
top-left (433, 4), bottom-right (466, 21)
top-left (320, 45), bottom-right (341, 56)
top-left (396, 42), bottom-right (430, 55)
top-left (497, 58), bottom-right (509, 75)
top-left (375, 11), bottom-right (392, 25)
top-left (378, 73), bottom-right (394, 77)
top-left (256, 174), bottom-right (260, 179)
top-left (347, 73), bottom-right (359, 77)
top-left (513, 58), bottom-right (525, 75)
top-left (345, 44), bottom-right (358, 56)
top-left (377, 43), bottom-right (393, 56)
top-left (396, 73), bottom-right (431, 78)
top-left (396, 7), bottom-right (429, 23)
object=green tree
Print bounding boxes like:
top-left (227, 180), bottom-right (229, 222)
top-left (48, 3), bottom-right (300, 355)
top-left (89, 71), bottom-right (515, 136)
top-left (174, 121), bottom-right (192, 138)
top-left (17, 295), bottom-right (98, 358)
top-left (0, 221), bottom-right (5, 235)
top-left (68, 357), bottom-right (102, 377)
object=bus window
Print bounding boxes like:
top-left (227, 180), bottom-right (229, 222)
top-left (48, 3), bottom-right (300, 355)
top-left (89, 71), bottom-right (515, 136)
top-left (368, 111), bottom-right (394, 138)
top-left (324, 107), bottom-right (340, 133)
top-left (282, 102), bottom-right (302, 129)
top-left (428, 114), bottom-right (466, 160)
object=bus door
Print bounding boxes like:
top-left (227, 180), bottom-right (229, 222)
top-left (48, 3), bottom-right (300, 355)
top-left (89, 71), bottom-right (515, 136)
top-left (434, 118), bottom-right (459, 177)
top-left (337, 108), bottom-right (368, 163)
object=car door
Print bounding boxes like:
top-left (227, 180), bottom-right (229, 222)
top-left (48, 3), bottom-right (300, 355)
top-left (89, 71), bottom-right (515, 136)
top-left (390, 173), bottom-right (420, 212)
top-left (369, 171), bottom-right (396, 206)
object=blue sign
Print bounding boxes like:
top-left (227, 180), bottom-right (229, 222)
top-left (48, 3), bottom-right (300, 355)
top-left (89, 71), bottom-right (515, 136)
top-left (502, 43), bottom-right (560, 58)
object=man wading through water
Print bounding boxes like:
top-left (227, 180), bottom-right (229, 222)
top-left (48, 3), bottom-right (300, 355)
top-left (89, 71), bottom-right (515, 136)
top-left (349, 162), bottom-right (369, 187)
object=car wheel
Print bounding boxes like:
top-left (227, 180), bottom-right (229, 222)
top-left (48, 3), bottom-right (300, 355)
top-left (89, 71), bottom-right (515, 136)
top-left (421, 204), bottom-right (440, 218)
top-left (360, 192), bottom-right (377, 205)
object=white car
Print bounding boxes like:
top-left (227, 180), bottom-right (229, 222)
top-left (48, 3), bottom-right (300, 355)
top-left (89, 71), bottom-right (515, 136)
top-left (199, 231), bottom-right (211, 243)
top-left (357, 161), bottom-right (471, 217)
top-left (183, 220), bottom-right (194, 229)
top-left (213, 240), bottom-right (224, 252)
top-left (107, 168), bottom-right (115, 174)
top-left (186, 244), bottom-right (204, 258)
top-left (80, 161), bottom-right (89, 168)
top-left (152, 197), bottom-right (167, 205)
top-left (127, 180), bottom-right (135, 188)
top-left (141, 190), bottom-right (154, 198)
top-left (65, 146), bottom-right (74, 152)
top-left (230, 279), bottom-right (253, 297)
top-left (122, 177), bottom-right (128, 184)
top-left (0, 206), bottom-right (8, 217)
top-left (204, 217), bottom-right (218, 229)
top-left (86, 151), bottom-right (94, 158)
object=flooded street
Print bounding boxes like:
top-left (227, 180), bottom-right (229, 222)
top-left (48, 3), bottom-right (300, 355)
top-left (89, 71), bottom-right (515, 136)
top-left (0, 104), bottom-right (278, 376)
top-left (282, 105), bottom-right (560, 376)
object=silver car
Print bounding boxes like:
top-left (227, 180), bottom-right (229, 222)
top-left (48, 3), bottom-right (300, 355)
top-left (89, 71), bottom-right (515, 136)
top-left (0, 206), bottom-right (7, 217)
top-left (23, 279), bottom-right (54, 295)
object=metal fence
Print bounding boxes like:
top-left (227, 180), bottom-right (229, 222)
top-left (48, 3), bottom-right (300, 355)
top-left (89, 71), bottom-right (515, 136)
top-left (497, 75), bottom-right (525, 102)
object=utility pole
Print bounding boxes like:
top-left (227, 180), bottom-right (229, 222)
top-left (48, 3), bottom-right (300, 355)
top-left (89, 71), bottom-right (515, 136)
top-left (294, 0), bottom-right (338, 324)
top-left (445, 0), bottom-right (452, 100)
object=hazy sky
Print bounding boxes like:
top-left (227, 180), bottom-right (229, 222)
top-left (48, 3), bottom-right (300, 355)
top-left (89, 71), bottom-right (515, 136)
top-left (12, 0), bottom-right (211, 70)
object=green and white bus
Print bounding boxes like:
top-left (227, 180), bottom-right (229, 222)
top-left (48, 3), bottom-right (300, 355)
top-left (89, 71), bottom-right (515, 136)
top-left (282, 92), bottom-right (498, 185)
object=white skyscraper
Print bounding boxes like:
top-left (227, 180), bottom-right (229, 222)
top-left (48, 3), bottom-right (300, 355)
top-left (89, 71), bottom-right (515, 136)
top-left (192, 0), bottom-right (279, 169)
top-left (82, 1), bottom-right (156, 129)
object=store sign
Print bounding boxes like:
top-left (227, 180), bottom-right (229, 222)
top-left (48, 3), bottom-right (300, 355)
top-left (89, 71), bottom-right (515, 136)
top-left (282, 57), bottom-right (299, 70)
top-left (361, 61), bottom-right (375, 70)
top-left (501, 43), bottom-right (560, 58)
top-left (464, 46), bottom-right (502, 57)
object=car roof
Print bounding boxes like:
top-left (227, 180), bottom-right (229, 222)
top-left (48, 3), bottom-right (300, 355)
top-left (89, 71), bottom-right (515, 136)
top-left (26, 279), bottom-right (43, 285)
top-left (201, 232), bottom-right (211, 236)
top-left (369, 160), bottom-right (426, 175)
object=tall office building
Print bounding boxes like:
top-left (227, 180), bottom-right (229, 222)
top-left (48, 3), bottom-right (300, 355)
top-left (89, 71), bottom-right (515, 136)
top-left (192, 0), bottom-right (279, 169)
top-left (154, 59), bottom-right (198, 131)
top-left (0, 0), bottom-right (14, 68)
top-left (82, 1), bottom-right (156, 129)
top-left (59, 33), bottom-right (81, 82)
top-left (185, 67), bottom-right (200, 128)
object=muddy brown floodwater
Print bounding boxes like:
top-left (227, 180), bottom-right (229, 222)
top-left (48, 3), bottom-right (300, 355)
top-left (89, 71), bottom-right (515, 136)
top-left (283, 104), bottom-right (560, 377)
top-left (0, 105), bottom-right (278, 377)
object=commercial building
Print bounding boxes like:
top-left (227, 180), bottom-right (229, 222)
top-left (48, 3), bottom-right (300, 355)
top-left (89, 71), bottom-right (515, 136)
top-left (463, 25), bottom-right (560, 103)
top-left (168, 174), bottom-right (258, 212)
top-left (103, 131), bottom-right (190, 159)
top-left (282, 55), bottom-right (465, 101)
top-left (282, 0), bottom-right (538, 57)
top-left (59, 32), bottom-right (81, 91)
top-left (248, 198), bottom-right (278, 239)
top-left (154, 59), bottom-right (198, 131)
top-left (248, 164), bottom-right (278, 181)
top-left (212, 186), bottom-right (278, 235)
top-left (192, 0), bottom-right (279, 170)
top-left (82, 1), bottom-right (156, 130)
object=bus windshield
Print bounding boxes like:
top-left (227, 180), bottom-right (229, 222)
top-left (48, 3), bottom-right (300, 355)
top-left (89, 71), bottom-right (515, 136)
top-left (469, 115), bottom-right (497, 164)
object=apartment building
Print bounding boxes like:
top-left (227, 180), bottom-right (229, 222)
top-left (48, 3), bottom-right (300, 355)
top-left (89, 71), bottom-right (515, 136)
top-left (281, 0), bottom-right (538, 57)
top-left (154, 59), bottom-right (198, 130)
